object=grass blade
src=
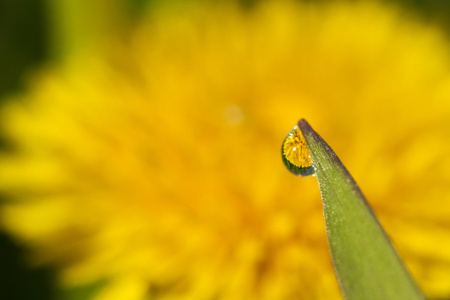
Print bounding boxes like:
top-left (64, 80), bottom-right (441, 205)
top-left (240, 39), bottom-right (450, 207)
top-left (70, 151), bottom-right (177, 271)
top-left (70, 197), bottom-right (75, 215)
top-left (298, 119), bottom-right (425, 300)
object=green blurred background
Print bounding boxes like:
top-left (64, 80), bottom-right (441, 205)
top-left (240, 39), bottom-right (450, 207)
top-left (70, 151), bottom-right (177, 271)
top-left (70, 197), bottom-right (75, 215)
top-left (1, 0), bottom-right (450, 299)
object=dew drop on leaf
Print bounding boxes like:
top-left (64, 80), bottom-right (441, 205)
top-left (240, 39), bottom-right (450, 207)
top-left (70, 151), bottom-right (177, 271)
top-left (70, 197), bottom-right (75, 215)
top-left (282, 125), bottom-right (314, 176)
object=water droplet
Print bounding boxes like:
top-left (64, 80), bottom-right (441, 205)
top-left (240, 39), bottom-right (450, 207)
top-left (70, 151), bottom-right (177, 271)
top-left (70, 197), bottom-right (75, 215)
top-left (282, 125), bottom-right (314, 176)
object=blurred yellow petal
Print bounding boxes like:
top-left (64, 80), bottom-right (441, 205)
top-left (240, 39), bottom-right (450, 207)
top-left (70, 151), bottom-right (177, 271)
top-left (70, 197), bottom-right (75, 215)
top-left (93, 276), bottom-right (147, 300)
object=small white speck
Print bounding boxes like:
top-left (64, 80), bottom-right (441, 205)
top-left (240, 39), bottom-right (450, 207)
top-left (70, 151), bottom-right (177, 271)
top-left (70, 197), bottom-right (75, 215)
top-left (223, 104), bottom-right (245, 125)
top-left (292, 147), bottom-right (297, 151)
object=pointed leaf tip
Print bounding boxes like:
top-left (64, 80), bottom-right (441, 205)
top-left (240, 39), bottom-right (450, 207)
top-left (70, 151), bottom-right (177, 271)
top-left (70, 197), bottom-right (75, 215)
top-left (296, 119), bottom-right (425, 300)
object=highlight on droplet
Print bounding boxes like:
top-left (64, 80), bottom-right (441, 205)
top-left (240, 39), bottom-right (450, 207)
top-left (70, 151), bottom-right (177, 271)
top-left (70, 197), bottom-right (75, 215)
top-left (281, 125), bottom-right (314, 176)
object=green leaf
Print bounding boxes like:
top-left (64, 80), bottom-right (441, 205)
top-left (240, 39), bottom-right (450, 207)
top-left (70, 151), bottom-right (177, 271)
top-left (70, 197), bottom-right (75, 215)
top-left (45, 0), bottom-right (128, 60)
top-left (55, 278), bottom-right (107, 300)
top-left (297, 119), bottom-right (425, 300)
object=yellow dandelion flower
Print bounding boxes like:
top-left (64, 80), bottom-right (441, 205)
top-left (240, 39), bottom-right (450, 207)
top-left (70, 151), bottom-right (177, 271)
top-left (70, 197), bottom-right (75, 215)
top-left (1, 1), bottom-right (450, 299)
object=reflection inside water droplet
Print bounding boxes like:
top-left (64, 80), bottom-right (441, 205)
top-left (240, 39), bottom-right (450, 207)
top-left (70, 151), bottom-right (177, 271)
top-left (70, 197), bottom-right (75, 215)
top-left (281, 125), bottom-right (314, 176)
